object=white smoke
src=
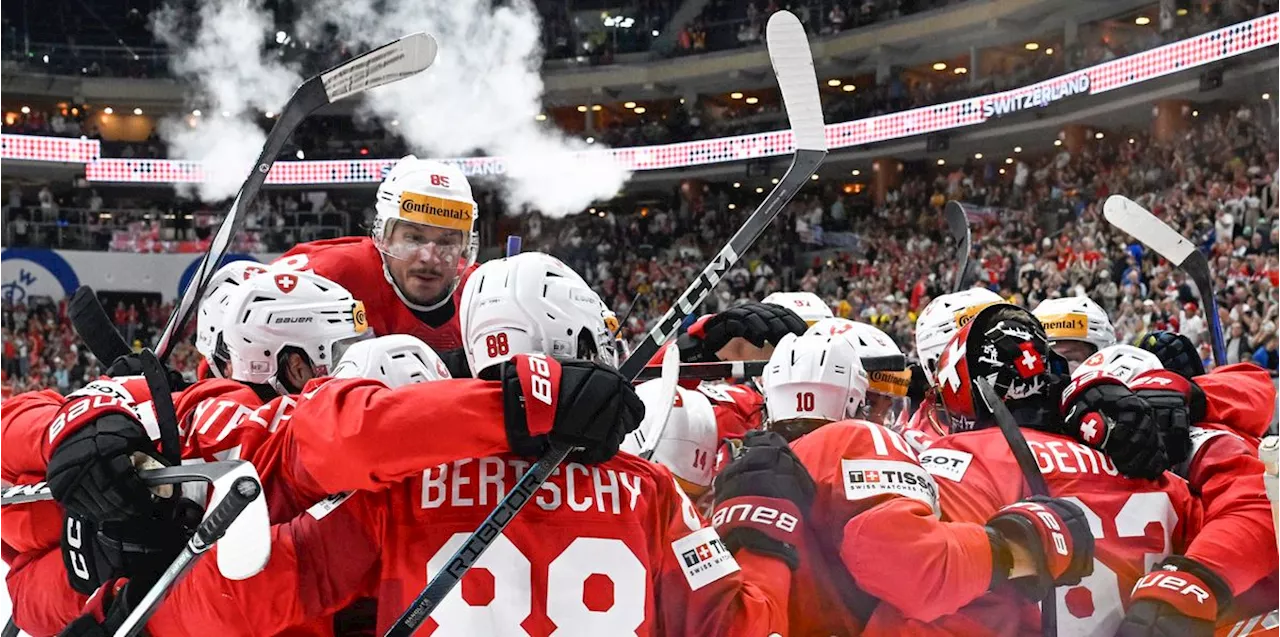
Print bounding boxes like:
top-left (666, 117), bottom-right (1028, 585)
top-left (153, 1), bottom-right (301, 201)
top-left (295, 0), bottom-right (631, 216)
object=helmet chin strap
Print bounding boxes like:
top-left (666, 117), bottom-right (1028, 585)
top-left (381, 258), bottom-right (456, 313)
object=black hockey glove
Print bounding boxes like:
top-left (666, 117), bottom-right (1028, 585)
top-left (103, 352), bottom-right (188, 391)
top-left (711, 431), bottom-right (815, 570)
top-left (1129, 369), bottom-right (1206, 467)
top-left (1116, 556), bottom-right (1232, 637)
top-left (1137, 331), bottom-right (1205, 379)
top-left (1061, 372), bottom-right (1168, 480)
top-left (985, 496), bottom-right (1094, 601)
top-left (678, 302), bottom-right (808, 363)
top-left (47, 412), bottom-right (165, 523)
top-left (61, 498), bottom-right (200, 595)
top-left (500, 354), bottom-right (644, 464)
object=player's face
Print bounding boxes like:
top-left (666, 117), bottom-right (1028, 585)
top-left (1050, 340), bottom-right (1097, 372)
top-left (384, 221), bottom-right (465, 305)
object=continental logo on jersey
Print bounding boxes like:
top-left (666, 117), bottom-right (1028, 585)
top-left (352, 301), bottom-right (369, 333)
top-left (398, 191), bottom-right (474, 231)
top-left (1037, 312), bottom-right (1088, 339)
top-left (841, 458), bottom-right (939, 513)
top-left (919, 448), bottom-right (973, 483)
top-left (868, 370), bottom-right (911, 397)
top-left (954, 302), bottom-right (1000, 329)
top-left (672, 526), bottom-right (740, 591)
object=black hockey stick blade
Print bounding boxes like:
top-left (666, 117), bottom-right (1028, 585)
top-left (69, 286), bottom-right (133, 364)
top-left (944, 201), bottom-right (974, 293)
top-left (138, 348), bottom-right (182, 466)
top-left (385, 12), bottom-right (825, 636)
top-left (155, 32), bottom-right (438, 362)
top-left (1103, 195), bottom-right (1226, 365)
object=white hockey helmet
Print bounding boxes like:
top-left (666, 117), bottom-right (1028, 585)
top-left (915, 288), bottom-right (1004, 386)
top-left (332, 334), bottom-right (451, 388)
top-left (1071, 344), bottom-right (1162, 384)
top-left (762, 291), bottom-right (833, 326)
top-left (762, 332), bottom-right (868, 439)
top-left (460, 252), bottom-right (618, 375)
top-left (621, 382), bottom-right (718, 495)
top-left (808, 318), bottom-right (910, 429)
top-left (220, 271), bottom-right (371, 391)
top-left (373, 157), bottom-right (478, 285)
top-left (1032, 296), bottom-right (1116, 366)
top-left (195, 261), bottom-right (271, 377)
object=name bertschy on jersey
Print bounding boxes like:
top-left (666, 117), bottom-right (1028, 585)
top-left (422, 457), bottom-right (642, 514)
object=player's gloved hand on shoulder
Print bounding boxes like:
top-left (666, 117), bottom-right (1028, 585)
top-left (678, 302), bottom-right (807, 363)
top-left (500, 354), bottom-right (644, 464)
top-left (711, 431), bottom-right (815, 570)
top-left (1061, 372), bottom-right (1168, 480)
top-left (1128, 369), bottom-right (1206, 467)
top-left (985, 495), bottom-right (1093, 601)
top-left (57, 573), bottom-right (155, 637)
top-left (47, 409), bottom-right (166, 523)
top-left (1138, 331), bottom-right (1205, 379)
top-left (103, 352), bottom-right (189, 391)
top-left (1116, 556), bottom-right (1232, 637)
top-left (61, 498), bottom-right (200, 595)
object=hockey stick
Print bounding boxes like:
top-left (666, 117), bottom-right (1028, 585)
top-left (944, 201), bottom-right (975, 293)
top-left (68, 286), bottom-right (133, 365)
top-left (383, 11), bottom-right (826, 636)
top-left (113, 473), bottom-right (262, 637)
top-left (154, 33), bottom-right (438, 362)
top-left (634, 359), bottom-right (766, 382)
top-left (631, 342), bottom-right (681, 460)
top-left (1102, 195), bottom-right (1226, 366)
top-left (505, 235), bottom-right (522, 257)
top-left (973, 376), bottom-right (1056, 637)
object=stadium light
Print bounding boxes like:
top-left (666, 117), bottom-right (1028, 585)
top-left (133, 108), bottom-right (143, 115)
top-left (733, 182), bottom-right (741, 188)
top-left (974, 152), bottom-right (983, 159)
top-left (999, 168), bottom-right (1006, 175)
top-left (577, 105), bottom-right (588, 112)
top-left (827, 79), bottom-right (842, 87)
top-left (932, 62), bottom-right (947, 71)
top-left (1128, 138), bottom-right (1136, 144)
top-left (1177, 7), bottom-right (1188, 15)
top-left (192, 109), bottom-right (202, 117)
top-left (1054, 139), bottom-right (1062, 146)
top-left (586, 137), bottom-right (595, 144)
top-left (771, 178), bottom-right (780, 184)
top-left (842, 84), bottom-right (855, 92)
top-left (851, 169), bottom-right (860, 176)
top-left (1264, 93), bottom-right (1271, 100)
top-left (954, 67), bottom-right (967, 75)
top-left (1014, 146), bottom-right (1022, 153)
top-left (728, 203), bottom-right (737, 210)
top-left (1192, 110), bottom-right (1199, 117)
top-left (756, 187), bottom-right (764, 193)
top-left (535, 113), bottom-right (547, 121)
top-left (810, 174), bottom-right (819, 180)
top-left (624, 101), bottom-right (636, 109)
top-left (296, 150), bottom-right (305, 159)
top-left (20, 106), bottom-right (30, 114)
top-left (634, 106), bottom-right (647, 114)
top-left (730, 92), bottom-right (744, 99)
top-left (591, 105), bottom-right (602, 111)
top-left (1135, 16), bottom-right (1151, 25)
top-left (264, 111), bottom-right (274, 118)
top-left (937, 158), bottom-right (945, 165)
top-left (1005, 157), bottom-right (1013, 164)
top-left (103, 107), bottom-right (114, 114)
top-left (652, 30), bottom-right (659, 36)
top-left (745, 97), bottom-right (759, 104)
top-left (1025, 42), bottom-right (1040, 51)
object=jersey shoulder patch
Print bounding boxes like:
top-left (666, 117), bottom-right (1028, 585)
top-left (840, 457), bottom-right (939, 513)
top-left (671, 525), bottom-right (740, 591)
top-left (918, 448), bottom-right (974, 483)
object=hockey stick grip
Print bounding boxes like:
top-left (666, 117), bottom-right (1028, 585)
top-left (69, 286), bottom-right (133, 364)
top-left (385, 443), bottom-right (572, 637)
top-left (193, 477), bottom-right (261, 551)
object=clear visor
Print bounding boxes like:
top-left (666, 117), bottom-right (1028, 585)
top-left (376, 218), bottom-right (474, 267)
top-left (329, 331), bottom-right (375, 373)
top-left (860, 392), bottom-right (911, 431)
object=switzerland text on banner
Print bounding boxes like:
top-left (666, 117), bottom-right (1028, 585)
top-left (2, 13), bottom-right (1276, 183)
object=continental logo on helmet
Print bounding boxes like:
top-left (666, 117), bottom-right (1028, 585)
top-left (868, 369), bottom-right (911, 397)
top-left (954, 301), bottom-right (999, 329)
top-left (399, 191), bottom-right (474, 231)
top-left (603, 312), bottom-right (620, 335)
top-left (352, 301), bottom-right (369, 334)
top-left (1037, 313), bottom-right (1088, 339)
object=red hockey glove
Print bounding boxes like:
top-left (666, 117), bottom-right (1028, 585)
top-left (500, 354), bottom-right (644, 464)
top-left (1129, 369), bottom-right (1206, 466)
top-left (1061, 371), bottom-right (1167, 480)
top-left (1116, 556), bottom-right (1231, 637)
top-left (711, 431), bottom-right (814, 570)
top-left (58, 575), bottom-right (148, 637)
top-left (985, 496), bottom-right (1094, 601)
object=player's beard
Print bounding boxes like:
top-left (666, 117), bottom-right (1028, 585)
top-left (402, 262), bottom-right (453, 306)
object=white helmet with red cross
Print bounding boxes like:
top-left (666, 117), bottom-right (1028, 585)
top-left (195, 260), bottom-right (270, 377)
top-left (621, 381), bottom-right (718, 496)
top-left (373, 156), bottom-right (479, 307)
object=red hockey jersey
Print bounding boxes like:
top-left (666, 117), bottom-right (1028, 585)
top-left (276, 237), bottom-right (475, 352)
top-left (901, 392), bottom-right (948, 454)
top-left (898, 427), bottom-right (1200, 636)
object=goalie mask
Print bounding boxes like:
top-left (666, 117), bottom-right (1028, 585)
top-left (373, 156), bottom-right (478, 310)
top-left (220, 271), bottom-right (371, 394)
top-left (935, 303), bottom-right (1063, 434)
top-left (807, 318), bottom-right (910, 430)
top-left (762, 332), bottom-right (868, 441)
top-left (332, 334), bottom-right (452, 387)
top-left (460, 252), bottom-right (617, 376)
top-left (195, 260), bottom-right (270, 378)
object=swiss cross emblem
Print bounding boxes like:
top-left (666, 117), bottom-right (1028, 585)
top-left (936, 339), bottom-right (966, 393)
top-left (696, 544), bottom-right (712, 561)
top-left (274, 274), bottom-right (298, 293)
top-left (243, 265), bottom-right (267, 280)
top-left (1015, 342), bottom-right (1044, 378)
top-left (864, 470), bottom-right (881, 483)
top-left (1079, 413), bottom-right (1105, 446)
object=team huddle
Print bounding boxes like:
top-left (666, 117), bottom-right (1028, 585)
top-left (2, 157), bottom-right (1276, 637)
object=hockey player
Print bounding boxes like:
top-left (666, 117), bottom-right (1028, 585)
top-left (762, 291), bottom-right (834, 326)
top-left (1031, 295), bottom-right (1117, 371)
top-left (734, 329), bottom-right (1094, 636)
top-left (621, 379), bottom-right (719, 499)
top-left (806, 318), bottom-right (911, 429)
top-left (64, 252), bottom-right (794, 637)
top-left (901, 288), bottom-right (1003, 452)
top-left (272, 156), bottom-right (479, 357)
top-left (895, 303), bottom-right (1200, 635)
